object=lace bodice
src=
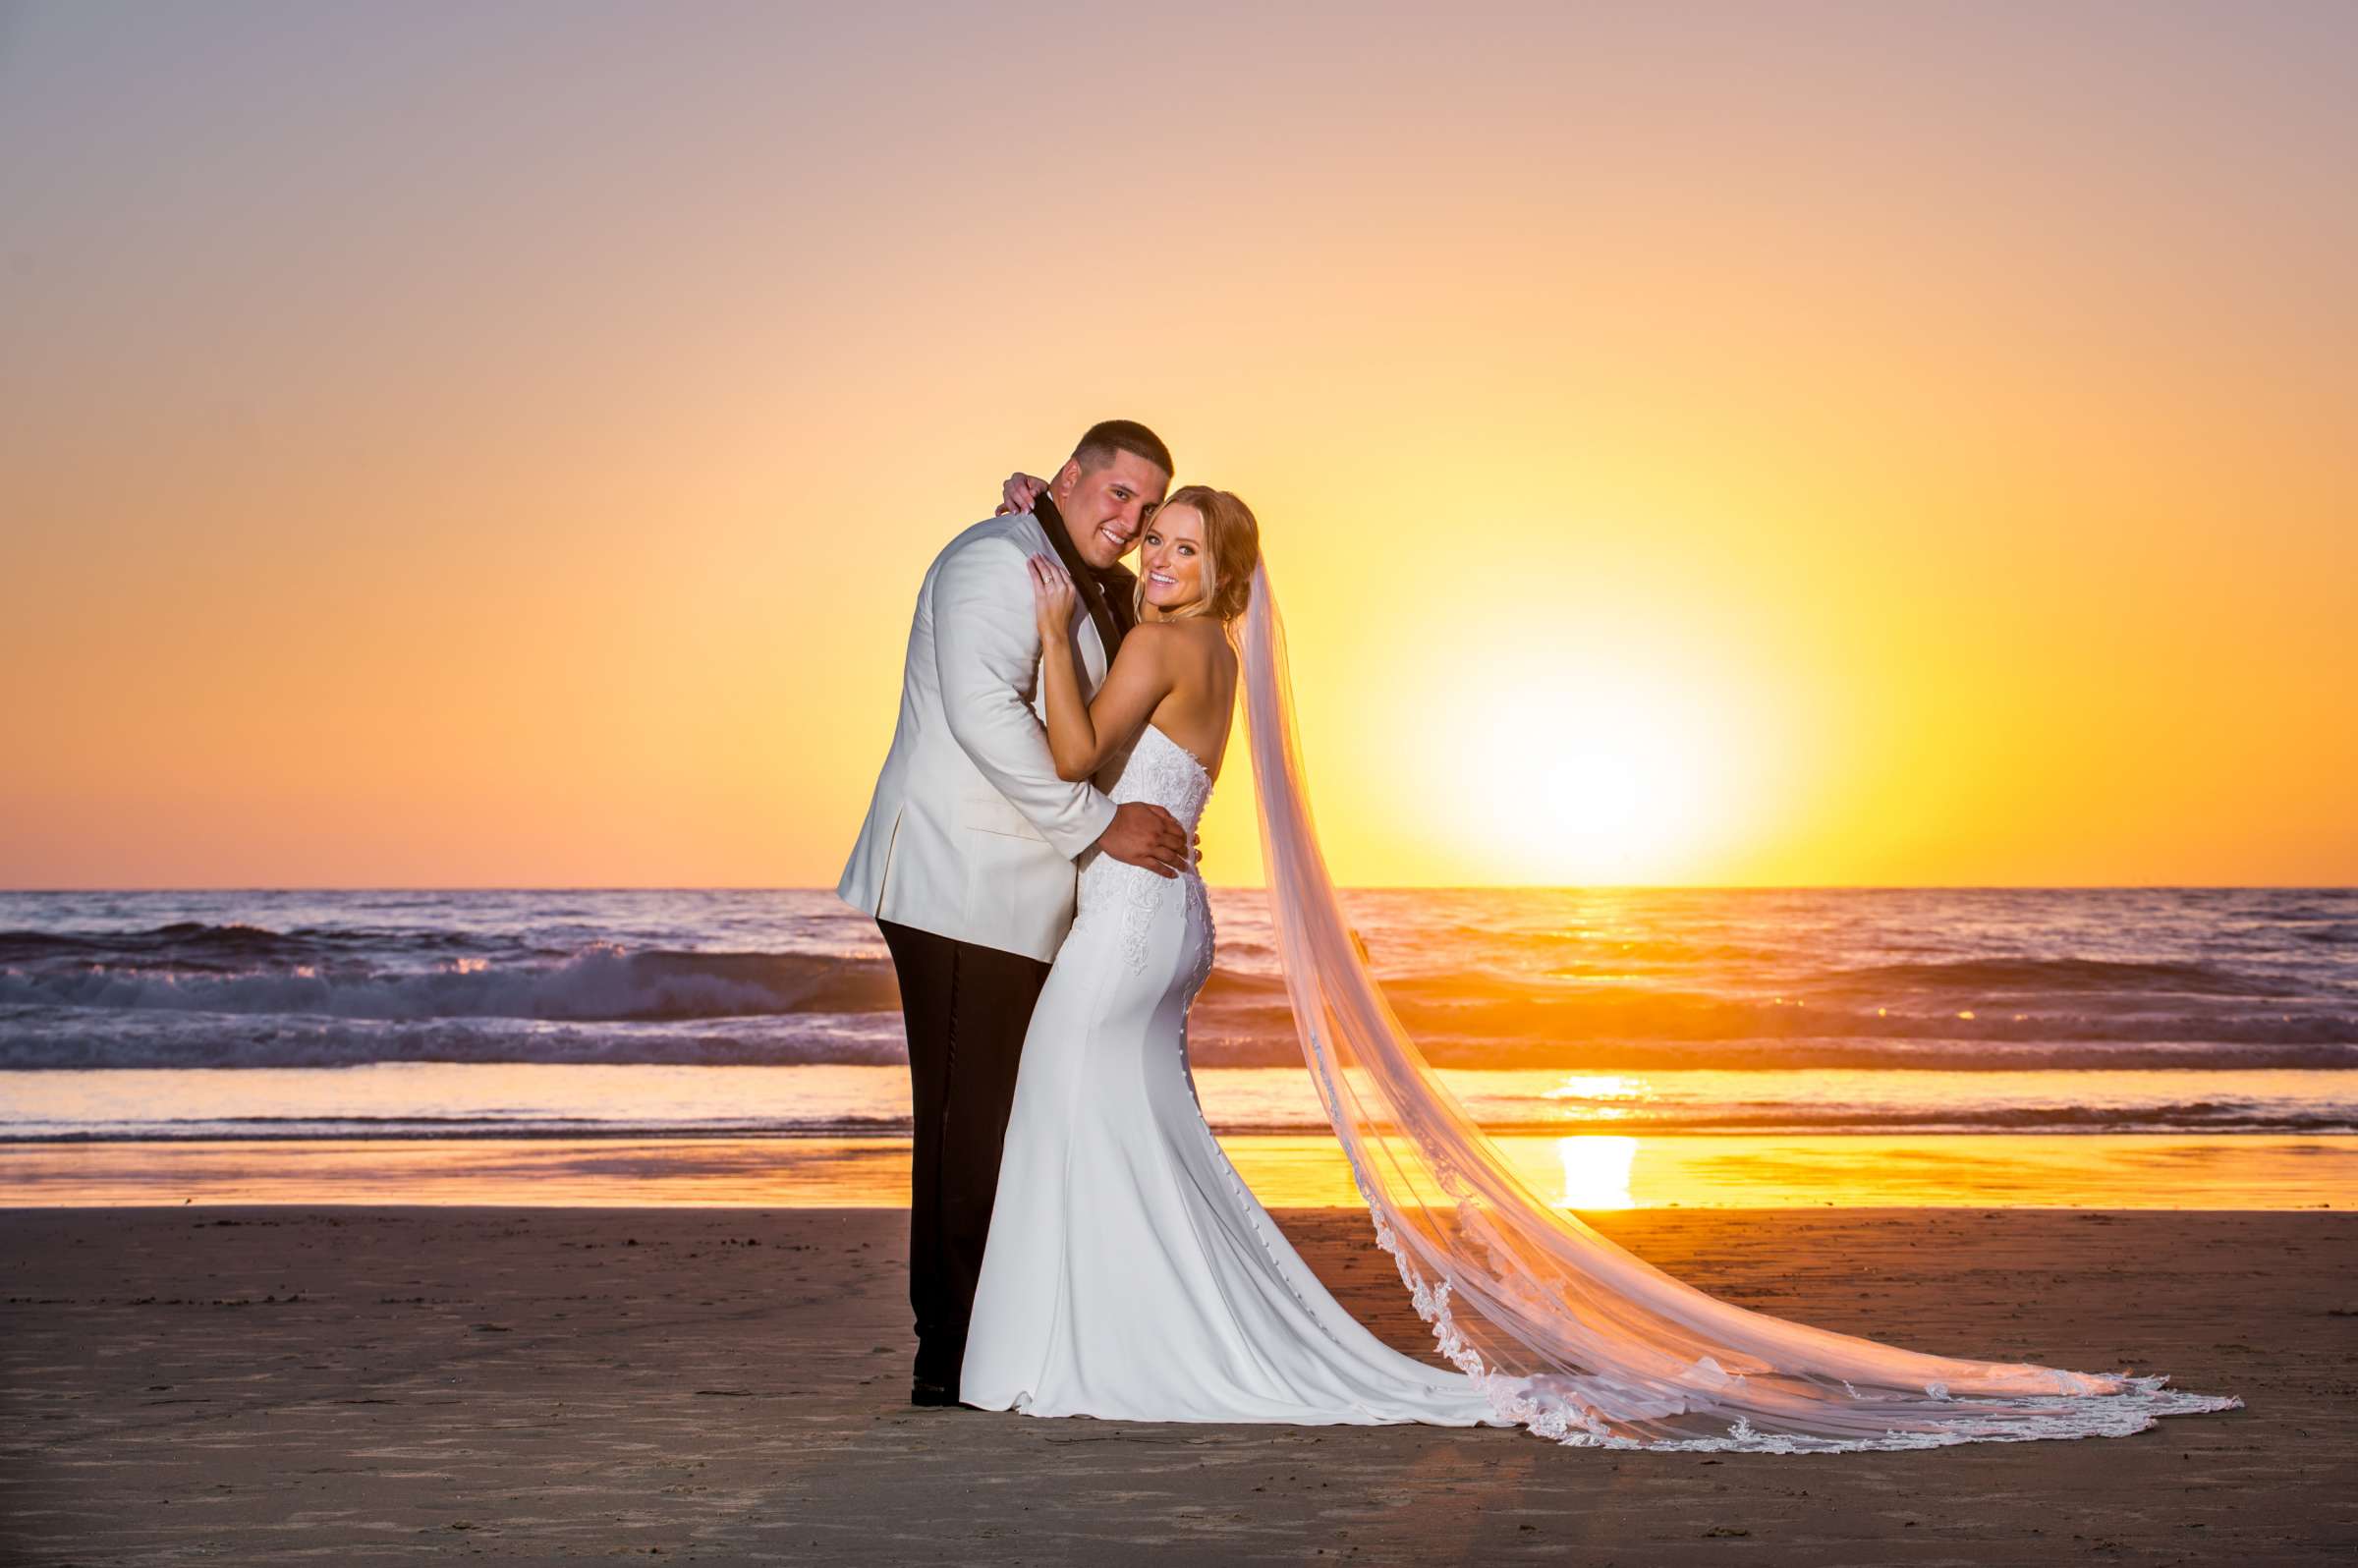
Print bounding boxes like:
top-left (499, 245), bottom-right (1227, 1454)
top-left (1106, 723), bottom-right (1213, 831)
top-left (1076, 723), bottom-right (1215, 980)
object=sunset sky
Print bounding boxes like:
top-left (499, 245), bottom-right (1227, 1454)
top-left (3, 1), bottom-right (2352, 889)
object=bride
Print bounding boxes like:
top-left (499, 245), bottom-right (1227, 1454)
top-left (960, 485), bottom-right (1507, 1429)
top-left (959, 477), bottom-right (2238, 1451)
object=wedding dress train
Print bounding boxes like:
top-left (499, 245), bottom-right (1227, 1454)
top-left (963, 564), bottom-right (2239, 1450)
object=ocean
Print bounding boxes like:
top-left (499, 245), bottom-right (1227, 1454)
top-left (2, 886), bottom-right (2352, 1149)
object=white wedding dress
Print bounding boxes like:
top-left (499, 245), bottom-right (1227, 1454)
top-left (962, 564), bottom-right (2237, 1449)
top-left (960, 722), bottom-right (1512, 1428)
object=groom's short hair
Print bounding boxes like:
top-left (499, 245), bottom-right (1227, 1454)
top-left (1071, 420), bottom-right (1173, 479)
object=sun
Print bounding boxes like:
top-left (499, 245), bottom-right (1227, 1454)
top-left (1463, 664), bottom-right (1733, 884)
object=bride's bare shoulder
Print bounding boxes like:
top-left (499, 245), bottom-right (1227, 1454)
top-left (1194, 618), bottom-right (1241, 675)
top-left (1172, 617), bottom-right (1235, 656)
top-left (1124, 618), bottom-right (1229, 661)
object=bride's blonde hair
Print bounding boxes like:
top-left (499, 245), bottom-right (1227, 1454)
top-left (1136, 485), bottom-right (1261, 625)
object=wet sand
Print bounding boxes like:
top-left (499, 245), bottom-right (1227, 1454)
top-left (3, 1206), bottom-right (2350, 1565)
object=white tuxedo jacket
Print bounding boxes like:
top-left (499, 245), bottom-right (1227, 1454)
top-left (836, 513), bottom-right (1123, 963)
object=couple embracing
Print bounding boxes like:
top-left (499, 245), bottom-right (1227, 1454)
top-left (837, 420), bottom-right (1491, 1426)
top-left (836, 419), bottom-right (2238, 1451)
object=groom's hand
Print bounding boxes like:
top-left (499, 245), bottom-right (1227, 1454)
top-left (1095, 802), bottom-right (1188, 877)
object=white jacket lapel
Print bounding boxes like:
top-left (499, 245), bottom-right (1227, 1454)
top-left (1078, 611), bottom-right (1108, 691)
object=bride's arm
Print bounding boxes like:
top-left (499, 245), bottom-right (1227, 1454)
top-left (1029, 554), bottom-right (1172, 782)
top-left (996, 472), bottom-right (1048, 516)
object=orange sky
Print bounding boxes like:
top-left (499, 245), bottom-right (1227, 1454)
top-left (3, 3), bottom-right (2352, 889)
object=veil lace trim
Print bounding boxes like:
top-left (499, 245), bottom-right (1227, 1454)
top-left (1238, 559), bottom-right (2242, 1452)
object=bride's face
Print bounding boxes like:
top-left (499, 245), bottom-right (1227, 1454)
top-left (1140, 504), bottom-right (1209, 613)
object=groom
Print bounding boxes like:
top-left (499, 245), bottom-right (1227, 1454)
top-left (837, 419), bottom-right (1191, 1406)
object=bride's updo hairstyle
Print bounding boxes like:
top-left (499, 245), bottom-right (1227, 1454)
top-left (1146, 484), bottom-right (1261, 626)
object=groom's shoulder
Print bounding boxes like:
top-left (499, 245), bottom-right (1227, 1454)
top-left (935, 512), bottom-right (1046, 571)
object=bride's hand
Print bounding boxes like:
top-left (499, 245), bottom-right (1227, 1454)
top-left (995, 472), bottom-right (1050, 516)
top-left (1028, 553), bottom-right (1077, 637)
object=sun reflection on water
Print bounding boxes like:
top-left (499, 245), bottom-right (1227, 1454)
top-left (1541, 1074), bottom-right (1653, 1129)
top-left (1540, 1074), bottom-right (1648, 1101)
top-left (1555, 1135), bottom-right (1639, 1209)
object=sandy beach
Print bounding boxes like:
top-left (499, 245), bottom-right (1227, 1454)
top-left (3, 1204), bottom-right (2348, 1565)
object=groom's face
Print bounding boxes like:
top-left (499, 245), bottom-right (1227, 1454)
top-left (1052, 450), bottom-right (1170, 571)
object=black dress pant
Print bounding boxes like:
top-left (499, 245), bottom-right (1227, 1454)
top-left (876, 919), bottom-right (1052, 1391)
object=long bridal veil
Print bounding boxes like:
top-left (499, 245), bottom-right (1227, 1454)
top-left (1236, 560), bottom-right (2239, 1451)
